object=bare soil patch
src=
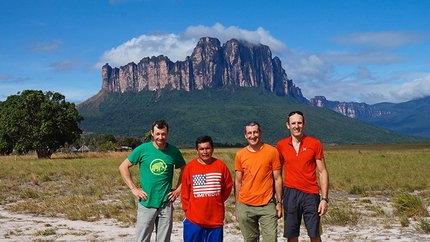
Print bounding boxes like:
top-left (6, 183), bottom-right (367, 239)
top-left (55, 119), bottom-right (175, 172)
top-left (1, 192), bottom-right (429, 241)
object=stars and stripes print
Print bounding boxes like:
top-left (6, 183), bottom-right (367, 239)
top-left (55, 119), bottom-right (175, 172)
top-left (192, 172), bottom-right (222, 197)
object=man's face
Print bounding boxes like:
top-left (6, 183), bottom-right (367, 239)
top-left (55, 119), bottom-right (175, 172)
top-left (196, 142), bottom-right (213, 163)
top-left (152, 126), bottom-right (168, 147)
top-left (244, 125), bottom-right (261, 146)
top-left (286, 114), bottom-right (306, 137)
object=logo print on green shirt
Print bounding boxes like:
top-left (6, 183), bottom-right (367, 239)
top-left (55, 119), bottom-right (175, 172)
top-left (150, 159), bottom-right (167, 175)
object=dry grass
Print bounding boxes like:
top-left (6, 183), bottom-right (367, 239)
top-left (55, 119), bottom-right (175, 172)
top-left (1, 143), bottom-right (430, 233)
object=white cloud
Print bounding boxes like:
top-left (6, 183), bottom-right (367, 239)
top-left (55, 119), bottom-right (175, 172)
top-left (388, 74), bottom-right (430, 100)
top-left (182, 23), bottom-right (287, 54)
top-left (94, 25), bottom-right (430, 104)
top-left (94, 34), bottom-right (197, 69)
top-left (94, 23), bottom-right (287, 69)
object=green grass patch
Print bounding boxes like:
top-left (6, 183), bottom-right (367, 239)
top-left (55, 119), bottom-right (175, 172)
top-left (1, 143), bottom-right (429, 227)
top-left (392, 189), bottom-right (429, 219)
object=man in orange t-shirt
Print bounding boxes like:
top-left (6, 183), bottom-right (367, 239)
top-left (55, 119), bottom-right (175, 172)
top-left (276, 111), bottom-right (329, 242)
top-left (234, 121), bottom-right (283, 242)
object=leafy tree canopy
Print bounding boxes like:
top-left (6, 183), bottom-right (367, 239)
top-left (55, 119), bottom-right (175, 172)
top-left (0, 90), bottom-right (83, 158)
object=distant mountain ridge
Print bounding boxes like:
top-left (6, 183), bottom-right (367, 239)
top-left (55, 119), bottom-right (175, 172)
top-left (309, 96), bottom-right (392, 119)
top-left (79, 37), bottom-right (430, 139)
top-left (309, 95), bottom-right (430, 138)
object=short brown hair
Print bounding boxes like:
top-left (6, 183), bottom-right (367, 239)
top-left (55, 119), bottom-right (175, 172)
top-left (287, 111), bottom-right (304, 123)
top-left (152, 120), bottom-right (169, 132)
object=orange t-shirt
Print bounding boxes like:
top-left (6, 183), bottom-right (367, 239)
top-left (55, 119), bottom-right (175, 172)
top-left (234, 144), bottom-right (281, 206)
top-left (276, 135), bottom-right (324, 194)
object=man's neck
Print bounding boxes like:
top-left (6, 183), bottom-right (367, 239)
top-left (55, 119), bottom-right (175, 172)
top-left (291, 134), bottom-right (304, 144)
top-left (153, 141), bottom-right (167, 150)
top-left (247, 142), bottom-right (264, 152)
top-left (197, 157), bottom-right (214, 165)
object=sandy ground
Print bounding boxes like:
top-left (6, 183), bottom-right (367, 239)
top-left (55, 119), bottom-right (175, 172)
top-left (1, 194), bottom-right (430, 242)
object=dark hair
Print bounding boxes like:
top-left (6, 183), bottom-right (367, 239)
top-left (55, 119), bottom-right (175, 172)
top-left (244, 121), bottom-right (261, 134)
top-left (152, 120), bottom-right (169, 132)
top-left (195, 135), bottom-right (213, 149)
top-left (287, 111), bottom-right (305, 123)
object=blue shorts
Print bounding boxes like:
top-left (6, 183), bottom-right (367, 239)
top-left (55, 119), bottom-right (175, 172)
top-left (183, 218), bottom-right (223, 242)
top-left (283, 187), bottom-right (321, 238)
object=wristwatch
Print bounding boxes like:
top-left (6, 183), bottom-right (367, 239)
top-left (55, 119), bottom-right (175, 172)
top-left (321, 197), bottom-right (329, 203)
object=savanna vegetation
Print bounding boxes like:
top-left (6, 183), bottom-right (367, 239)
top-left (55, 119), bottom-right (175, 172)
top-left (1, 143), bottom-right (429, 235)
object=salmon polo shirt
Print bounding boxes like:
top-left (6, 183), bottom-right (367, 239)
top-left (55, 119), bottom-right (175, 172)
top-left (276, 135), bottom-right (324, 194)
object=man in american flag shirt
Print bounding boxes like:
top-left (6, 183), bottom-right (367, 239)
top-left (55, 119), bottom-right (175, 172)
top-left (181, 135), bottom-right (233, 242)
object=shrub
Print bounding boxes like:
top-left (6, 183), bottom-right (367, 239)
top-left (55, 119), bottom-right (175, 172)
top-left (392, 189), bottom-right (429, 219)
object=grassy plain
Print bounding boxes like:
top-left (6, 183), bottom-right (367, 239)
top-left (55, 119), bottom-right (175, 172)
top-left (0, 143), bottom-right (429, 231)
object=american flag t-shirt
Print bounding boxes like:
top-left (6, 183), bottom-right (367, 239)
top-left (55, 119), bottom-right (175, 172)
top-left (192, 172), bottom-right (222, 197)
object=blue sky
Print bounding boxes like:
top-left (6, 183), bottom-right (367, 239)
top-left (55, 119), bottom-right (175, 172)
top-left (1, 0), bottom-right (429, 105)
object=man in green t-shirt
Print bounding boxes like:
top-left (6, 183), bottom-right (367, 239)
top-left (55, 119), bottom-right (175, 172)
top-left (119, 120), bottom-right (186, 242)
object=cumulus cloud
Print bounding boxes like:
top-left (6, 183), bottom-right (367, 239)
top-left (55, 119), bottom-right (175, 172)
top-left (281, 30), bottom-right (430, 103)
top-left (95, 34), bottom-right (197, 68)
top-left (388, 74), bottom-right (430, 100)
top-left (94, 23), bottom-right (287, 69)
top-left (352, 74), bottom-right (430, 105)
top-left (182, 23), bottom-right (287, 54)
top-left (94, 25), bottom-right (430, 104)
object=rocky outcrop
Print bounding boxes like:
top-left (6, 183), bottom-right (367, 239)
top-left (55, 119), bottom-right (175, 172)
top-left (309, 96), bottom-right (392, 119)
top-left (101, 37), bottom-right (306, 102)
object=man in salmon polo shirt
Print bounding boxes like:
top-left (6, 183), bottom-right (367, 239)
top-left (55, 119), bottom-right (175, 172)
top-left (276, 111), bottom-right (330, 242)
top-left (234, 121), bottom-right (283, 242)
top-left (181, 135), bottom-right (233, 242)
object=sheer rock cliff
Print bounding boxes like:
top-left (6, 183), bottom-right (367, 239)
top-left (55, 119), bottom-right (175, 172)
top-left (101, 37), bottom-right (306, 102)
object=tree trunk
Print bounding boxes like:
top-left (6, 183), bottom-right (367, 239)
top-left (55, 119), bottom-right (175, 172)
top-left (36, 148), bottom-right (52, 159)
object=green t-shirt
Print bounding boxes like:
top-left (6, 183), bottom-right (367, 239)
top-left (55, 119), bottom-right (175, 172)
top-left (128, 142), bottom-right (186, 208)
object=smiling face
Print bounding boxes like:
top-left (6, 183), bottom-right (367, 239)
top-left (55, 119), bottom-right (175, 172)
top-left (244, 124), bottom-right (262, 147)
top-left (196, 141), bottom-right (214, 164)
top-left (286, 113), bottom-right (306, 139)
top-left (151, 126), bottom-right (168, 149)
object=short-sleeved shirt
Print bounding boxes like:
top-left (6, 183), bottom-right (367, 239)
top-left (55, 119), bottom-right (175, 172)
top-left (234, 144), bottom-right (281, 206)
top-left (276, 135), bottom-right (324, 194)
top-left (128, 142), bottom-right (186, 208)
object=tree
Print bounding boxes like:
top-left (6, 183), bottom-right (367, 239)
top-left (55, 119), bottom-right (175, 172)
top-left (0, 90), bottom-right (83, 158)
top-left (143, 131), bottom-right (152, 142)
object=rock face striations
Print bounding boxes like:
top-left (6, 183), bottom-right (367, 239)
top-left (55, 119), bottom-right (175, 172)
top-left (101, 37), bottom-right (306, 102)
top-left (309, 96), bottom-right (392, 119)
top-left (98, 36), bottom-right (395, 120)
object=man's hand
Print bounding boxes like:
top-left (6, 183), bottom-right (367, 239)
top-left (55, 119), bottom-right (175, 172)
top-left (318, 200), bottom-right (328, 216)
top-left (131, 187), bottom-right (147, 201)
top-left (276, 203), bottom-right (283, 218)
top-left (168, 188), bottom-right (180, 202)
